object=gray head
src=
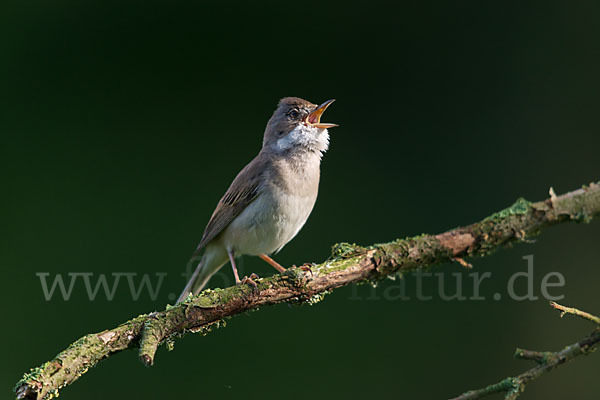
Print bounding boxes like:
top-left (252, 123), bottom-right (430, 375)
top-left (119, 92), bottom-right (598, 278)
top-left (262, 97), bottom-right (338, 155)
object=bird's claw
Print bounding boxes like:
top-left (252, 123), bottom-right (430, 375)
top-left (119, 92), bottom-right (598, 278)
top-left (299, 264), bottom-right (312, 272)
top-left (294, 263), bottom-right (313, 276)
top-left (240, 274), bottom-right (259, 290)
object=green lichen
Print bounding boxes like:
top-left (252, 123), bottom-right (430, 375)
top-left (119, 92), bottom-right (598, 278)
top-left (572, 211), bottom-right (593, 224)
top-left (485, 197), bottom-right (531, 221)
top-left (282, 266), bottom-right (303, 281)
top-left (281, 265), bottom-right (318, 288)
top-left (286, 289), bottom-right (332, 306)
top-left (14, 366), bottom-right (43, 392)
top-left (190, 319), bottom-right (227, 336)
top-left (305, 290), bottom-right (331, 305)
top-left (492, 377), bottom-right (521, 392)
top-left (191, 286), bottom-right (240, 306)
top-left (165, 338), bottom-right (175, 351)
top-left (330, 242), bottom-right (364, 259)
top-left (316, 256), bottom-right (360, 275)
top-left (14, 359), bottom-right (67, 399)
top-left (372, 235), bottom-right (450, 275)
top-left (463, 198), bottom-right (539, 257)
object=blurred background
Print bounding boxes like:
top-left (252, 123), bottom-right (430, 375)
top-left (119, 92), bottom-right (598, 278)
top-left (2, 1), bottom-right (599, 399)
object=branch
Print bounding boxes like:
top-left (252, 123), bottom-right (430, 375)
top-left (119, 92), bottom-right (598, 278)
top-left (15, 182), bottom-right (600, 399)
top-left (449, 304), bottom-right (600, 400)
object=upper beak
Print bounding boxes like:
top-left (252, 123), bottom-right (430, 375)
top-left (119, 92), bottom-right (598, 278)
top-left (306, 99), bottom-right (338, 129)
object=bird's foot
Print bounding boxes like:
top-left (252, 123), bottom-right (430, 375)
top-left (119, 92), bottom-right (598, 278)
top-left (291, 263), bottom-right (313, 276)
top-left (239, 273), bottom-right (259, 290)
top-left (299, 264), bottom-right (313, 273)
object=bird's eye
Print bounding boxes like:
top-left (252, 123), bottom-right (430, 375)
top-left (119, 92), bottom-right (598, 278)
top-left (287, 109), bottom-right (300, 119)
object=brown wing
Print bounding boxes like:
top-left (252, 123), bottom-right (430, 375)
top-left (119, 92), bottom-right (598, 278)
top-left (192, 155), bottom-right (266, 257)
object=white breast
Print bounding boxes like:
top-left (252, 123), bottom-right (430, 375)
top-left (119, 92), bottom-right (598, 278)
top-left (220, 186), bottom-right (317, 256)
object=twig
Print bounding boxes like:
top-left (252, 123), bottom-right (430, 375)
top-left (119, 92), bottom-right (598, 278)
top-left (452, 257), bottom-right (473, 269)
top-left (550, 301), bottom-right (600, 325)
top-left (14, 182), bottom-right (600, 399)
top-left (449, 305), bottom-right (600, 400)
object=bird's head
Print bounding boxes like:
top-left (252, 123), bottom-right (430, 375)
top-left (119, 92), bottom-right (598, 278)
top-left (263, 97), bottom-right (338, 155)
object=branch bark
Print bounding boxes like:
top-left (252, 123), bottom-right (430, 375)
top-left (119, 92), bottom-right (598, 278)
top-left (449, 303), bottom-right (600, 400)
top-left (15, 182), bottom-right (600, 400)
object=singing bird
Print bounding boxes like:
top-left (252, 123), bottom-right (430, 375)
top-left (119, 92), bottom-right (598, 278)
top-left (177, 97), bottom-right (337, 302)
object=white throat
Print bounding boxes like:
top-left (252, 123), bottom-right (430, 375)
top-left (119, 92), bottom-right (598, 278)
top-left (273, 124), bottom-right (330, 155)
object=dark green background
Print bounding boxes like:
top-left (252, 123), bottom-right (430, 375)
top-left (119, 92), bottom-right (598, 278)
top-left (2, 2), bottom-right (599, 399)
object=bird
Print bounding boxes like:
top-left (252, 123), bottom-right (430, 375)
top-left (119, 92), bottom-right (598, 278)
top-left (177, 97), bottom-right (338, 303)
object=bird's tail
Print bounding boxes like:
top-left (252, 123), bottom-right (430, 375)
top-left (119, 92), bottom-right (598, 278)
top-left (176, 246), bottom-right (227, 303)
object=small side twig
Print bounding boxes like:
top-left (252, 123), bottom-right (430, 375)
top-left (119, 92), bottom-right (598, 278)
top-left (550, 301), bottom-right (600, 325)
top-left (450, 305), bottom-right (600, 400)
top-left (513, 348), bottom-right (553, 364)
top-left (452, 257), bottom-right (473, 269)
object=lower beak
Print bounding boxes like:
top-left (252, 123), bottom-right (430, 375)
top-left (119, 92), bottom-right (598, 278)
top-left (306, 99), bottom-right (338, 129)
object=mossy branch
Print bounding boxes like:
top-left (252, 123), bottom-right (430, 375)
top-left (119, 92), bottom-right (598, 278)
top-left (15, 182), bottom-right (600, 400)
top-left (449, 303), bottom-right (600, 400)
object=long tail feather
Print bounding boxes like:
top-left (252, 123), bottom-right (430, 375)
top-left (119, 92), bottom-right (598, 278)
top-left (176, 257), bottom-right (204, 303)
top-left (176, 245), bottom-right (228, 303)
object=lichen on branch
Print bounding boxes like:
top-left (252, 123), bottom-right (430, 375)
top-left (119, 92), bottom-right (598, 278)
top-left (15, 182), bottom-right (600, 400)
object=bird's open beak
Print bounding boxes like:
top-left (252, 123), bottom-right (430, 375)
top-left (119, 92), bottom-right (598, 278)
top-left (306, 99), bottom-right (338, 129)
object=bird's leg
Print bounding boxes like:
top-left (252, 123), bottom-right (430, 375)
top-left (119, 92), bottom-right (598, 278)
top-left (259, 253), bottom-right (286, 273)
top-left (228, 249), bottom-right (241, 284)
top-left (228, 249), bottom-right (258, 289)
